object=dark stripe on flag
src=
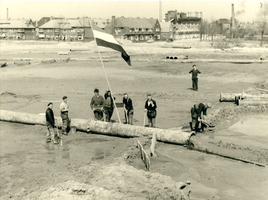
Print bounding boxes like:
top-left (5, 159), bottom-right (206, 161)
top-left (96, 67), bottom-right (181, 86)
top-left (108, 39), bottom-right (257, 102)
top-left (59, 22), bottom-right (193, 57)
top-left (95, 38), bottom-right (131, 66)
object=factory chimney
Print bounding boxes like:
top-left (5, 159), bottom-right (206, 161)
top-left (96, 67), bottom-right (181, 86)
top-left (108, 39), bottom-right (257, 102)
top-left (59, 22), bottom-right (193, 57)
top-left (159, 1), bottom-right (162, 22)
top-left (231, 3), bottom-right (235, 38)
top-left (7, 8), bottom-right (9, 20)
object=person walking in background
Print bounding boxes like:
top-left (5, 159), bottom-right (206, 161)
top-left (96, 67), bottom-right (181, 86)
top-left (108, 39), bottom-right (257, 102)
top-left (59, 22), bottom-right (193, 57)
top-left (144, 94), bottom-right (157, 128)
top-left (122, 93), bottom-right (134, 125)
top-left (46, 102), bottom-right (58, 144)
top-left (90, 88), bottom-right (104, 121)
top-left (60, 96), bottom-right (70, 135)
top-left (103, 89), bottom-right (115, 122)
top-left (189, 65), bottom-right (201, 91)
top-left (190, 102), bottom-right (211, 134)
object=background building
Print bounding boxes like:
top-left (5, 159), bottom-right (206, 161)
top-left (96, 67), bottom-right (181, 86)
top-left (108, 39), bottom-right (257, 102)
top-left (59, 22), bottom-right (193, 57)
top-left (0, 19), bottom-right (36, 40)
top-left (105, 16), bottom-right (161, 42)
top-left (38, 17), bottom-right (106, 41)
top-left (165, 10), bottom-right (202, 40)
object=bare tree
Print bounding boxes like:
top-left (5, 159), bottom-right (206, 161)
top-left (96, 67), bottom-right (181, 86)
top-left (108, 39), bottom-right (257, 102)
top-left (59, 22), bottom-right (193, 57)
top-left (79, 16), bottom-right (90, 43)
top-left (256, 1), bottom-right (268, 46)
top-left (198, 19), bottom-right (208, 41)
top-left (56, 18), bottom-right (68, 43)
top-left (208, 20), bottom-right (220, 45)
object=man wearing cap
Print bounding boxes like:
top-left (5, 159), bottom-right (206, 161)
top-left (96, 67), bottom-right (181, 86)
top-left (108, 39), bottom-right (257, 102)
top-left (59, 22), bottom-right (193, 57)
top-left (145, 94), bottom-right (157, 128)
top-left (60, 96), bottom-right (70, 135)
top-left (190, 103), bottom-right (211, 133)
top-left (122, 93), bottom-right (134, 125)
top-left (46, 102), bottom-right (58, 144)
top-left (90, 88), bottom-right (104, 121)
top-left (189, 65), bottom-right (201, 91)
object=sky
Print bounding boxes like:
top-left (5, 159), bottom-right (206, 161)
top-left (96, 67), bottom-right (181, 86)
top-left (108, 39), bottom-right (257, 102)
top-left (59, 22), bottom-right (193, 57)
top-left (0, 0), bottom-right (264, 22)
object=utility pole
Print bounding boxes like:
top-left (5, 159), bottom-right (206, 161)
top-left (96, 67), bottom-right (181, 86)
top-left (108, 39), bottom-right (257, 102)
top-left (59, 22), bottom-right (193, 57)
top-left (231, 3), bottom-right (235, 38)
top-left (159, 1), bottom-right (162, 22)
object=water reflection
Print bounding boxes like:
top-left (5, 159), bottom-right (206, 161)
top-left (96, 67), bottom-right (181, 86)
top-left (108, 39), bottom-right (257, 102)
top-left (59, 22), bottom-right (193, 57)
top-left (229, 115), bottom-right (268, 137)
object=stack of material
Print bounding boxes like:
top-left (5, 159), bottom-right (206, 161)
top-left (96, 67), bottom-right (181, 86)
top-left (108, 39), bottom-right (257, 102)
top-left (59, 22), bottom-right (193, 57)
top-left (219, 92), bottom-right (268, 106)
top-left (237, 93), bottom-right (268, 106)
top-left (219, 92), bottom-right (242, 102)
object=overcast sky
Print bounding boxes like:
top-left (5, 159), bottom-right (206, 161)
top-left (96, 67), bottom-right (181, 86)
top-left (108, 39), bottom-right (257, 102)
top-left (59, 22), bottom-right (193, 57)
top-left (0, 0), bottom-right (263, 22)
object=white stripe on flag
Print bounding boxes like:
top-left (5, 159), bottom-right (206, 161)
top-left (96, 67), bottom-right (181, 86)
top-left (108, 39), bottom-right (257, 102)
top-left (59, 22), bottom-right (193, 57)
top-left (93, 30), bottom-right (120, 46)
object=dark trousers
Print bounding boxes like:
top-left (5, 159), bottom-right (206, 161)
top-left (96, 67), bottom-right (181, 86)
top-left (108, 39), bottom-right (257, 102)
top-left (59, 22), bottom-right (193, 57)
top-left (61, 112), bottom-right (70, 134)
top-left (191, 118), bottom-right (206, 132)
top-left (124, 109), bottom-right (134, 125)
top-left (192, 78), bottom-right (198, 91)
top-left (104, 107), bottom-right (114, 122)
top-left (191, 118), bottom-right (199, 132)
top-left (94, 109), bottom-right (104, 121)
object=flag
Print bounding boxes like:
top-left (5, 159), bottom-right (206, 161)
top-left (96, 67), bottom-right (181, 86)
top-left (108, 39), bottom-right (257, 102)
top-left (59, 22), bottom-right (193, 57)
top-left (91, 26), bottom-right (131, 66)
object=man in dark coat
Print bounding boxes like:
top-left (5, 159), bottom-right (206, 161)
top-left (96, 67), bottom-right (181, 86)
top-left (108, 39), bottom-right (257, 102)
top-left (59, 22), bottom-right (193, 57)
top-left (123, 93), bottom-right (134, 125)
top-left (189, 65), bottom-right (201, 91)
top-left (90, 88), bottom-right (104, 121)
top-left (145, 94), bottom-right (157, 128)
top-left (46, 102), bottom-right (58, 144)
top-left (191, 102), bottom-right (211, 133)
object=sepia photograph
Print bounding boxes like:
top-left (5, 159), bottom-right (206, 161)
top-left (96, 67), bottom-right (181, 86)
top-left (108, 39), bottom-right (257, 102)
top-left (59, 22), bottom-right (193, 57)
top-left (0, 0), bottom-right (268, 199)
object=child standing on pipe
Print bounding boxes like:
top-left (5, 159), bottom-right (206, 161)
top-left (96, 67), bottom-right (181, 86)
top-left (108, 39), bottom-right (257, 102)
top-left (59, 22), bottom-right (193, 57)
top-left (103, 89), bottom-right (115, 122)
top-left (90, 88), bottom-right (105, 121)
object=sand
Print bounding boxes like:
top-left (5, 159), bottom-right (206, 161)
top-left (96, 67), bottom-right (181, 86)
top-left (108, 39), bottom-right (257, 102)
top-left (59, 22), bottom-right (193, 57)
top-left (0, 40), bottom-right (268, 200)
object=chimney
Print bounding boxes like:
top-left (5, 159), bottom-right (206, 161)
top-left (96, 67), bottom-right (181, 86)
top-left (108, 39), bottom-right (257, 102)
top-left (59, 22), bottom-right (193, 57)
top-left (7, 8), bottom-right (9, 20)
top-left (231, 3), bottom-right (235, 38)
top-left (159, 1), bottom-right (162, 22)
top-left (174, 10), bottom-right (177, 24)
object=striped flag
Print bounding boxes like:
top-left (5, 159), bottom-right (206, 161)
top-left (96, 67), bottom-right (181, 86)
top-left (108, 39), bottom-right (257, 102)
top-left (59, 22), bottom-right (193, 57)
top-left (92, 27), bottom-right (131, 66)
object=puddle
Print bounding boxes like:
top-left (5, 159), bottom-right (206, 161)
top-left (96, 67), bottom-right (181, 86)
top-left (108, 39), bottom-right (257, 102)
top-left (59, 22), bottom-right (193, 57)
top-left (228, 115), bottom-right (268, 137)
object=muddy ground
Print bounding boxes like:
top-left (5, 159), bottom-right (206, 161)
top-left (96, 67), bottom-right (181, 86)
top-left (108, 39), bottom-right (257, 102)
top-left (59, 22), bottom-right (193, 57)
top-left (0, 40), bottom-right (268, 200)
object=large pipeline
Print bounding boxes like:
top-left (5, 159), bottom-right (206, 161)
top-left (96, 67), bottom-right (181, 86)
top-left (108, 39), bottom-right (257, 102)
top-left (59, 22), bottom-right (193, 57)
top-left (237, 99), bottom-right (268, 106)
top-left (0, 110), bottom-right (193, 145)
top-left (220, 92), bottom-right (268, 103)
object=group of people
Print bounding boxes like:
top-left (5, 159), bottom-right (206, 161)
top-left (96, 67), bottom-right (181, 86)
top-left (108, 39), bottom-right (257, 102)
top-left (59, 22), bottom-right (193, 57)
top-left (90, 88), bottom-right (158, 128)
top-left (45, 96), bottom-right (70, 144)
top-left (45, 64), bottom-right (211, 143)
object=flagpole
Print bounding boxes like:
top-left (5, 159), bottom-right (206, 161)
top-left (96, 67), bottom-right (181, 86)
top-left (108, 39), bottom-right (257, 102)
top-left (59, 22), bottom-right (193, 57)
top-left (90, 19), bottom-right (122, 124)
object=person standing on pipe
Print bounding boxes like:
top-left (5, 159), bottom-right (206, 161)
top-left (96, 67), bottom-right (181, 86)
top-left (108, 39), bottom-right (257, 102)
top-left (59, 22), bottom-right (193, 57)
top-left (189, 65), bottom-right (201, 91)
top-left (122, 93), bottom-right (134, 125)
top-left (90, 88), bottom-right (105, 121)
top-left (46, 102), bottom-right (59, 144)
top-left (190, 103), bottom-right (211, 134)
top-left (145, 94), bottom-right (157, 128)
top-left (103, 89), bottom-right (115, 122)
top-left (60, 96), bottom-right (70, 135)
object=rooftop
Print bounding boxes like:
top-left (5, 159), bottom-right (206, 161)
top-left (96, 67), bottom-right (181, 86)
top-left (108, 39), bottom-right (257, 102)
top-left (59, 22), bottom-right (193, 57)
top-left (0, 19), bottom-right (35, 29)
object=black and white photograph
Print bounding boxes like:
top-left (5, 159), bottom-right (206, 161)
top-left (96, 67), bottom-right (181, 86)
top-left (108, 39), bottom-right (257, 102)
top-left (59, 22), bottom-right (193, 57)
top-left (0, 0), bottom-right (268, 199)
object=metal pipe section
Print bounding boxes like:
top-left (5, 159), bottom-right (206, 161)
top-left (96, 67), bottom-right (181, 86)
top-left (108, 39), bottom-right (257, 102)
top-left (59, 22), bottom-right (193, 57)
top-left (237, 100), bottom-right (268, 106)
top-left (0, 110), bottom-right (193, 145)
top-left (220, 93), bottom-right (242, 102)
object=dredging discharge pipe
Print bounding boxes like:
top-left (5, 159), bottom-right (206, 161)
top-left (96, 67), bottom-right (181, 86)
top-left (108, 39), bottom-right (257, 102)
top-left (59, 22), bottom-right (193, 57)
top-left (0, 110), bottom-right (193, 145)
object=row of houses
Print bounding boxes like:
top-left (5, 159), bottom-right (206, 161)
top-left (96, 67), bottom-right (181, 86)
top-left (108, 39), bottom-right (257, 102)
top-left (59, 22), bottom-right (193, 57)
top-left (0, 17), bottom-right (108, 41)
top-left (0, 11), bottom-right (203, 42)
